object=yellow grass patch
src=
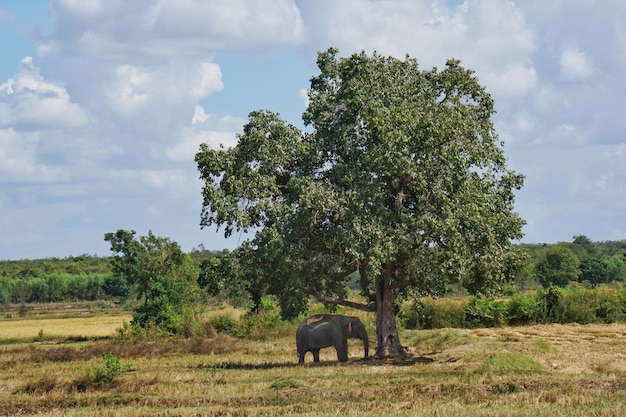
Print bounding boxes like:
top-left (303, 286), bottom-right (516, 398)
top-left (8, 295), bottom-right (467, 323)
top-left (0, 314), bottom-right (131, 340)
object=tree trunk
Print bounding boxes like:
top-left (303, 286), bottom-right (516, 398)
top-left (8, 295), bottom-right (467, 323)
top-left (375, 276), bottom-right (406, 358)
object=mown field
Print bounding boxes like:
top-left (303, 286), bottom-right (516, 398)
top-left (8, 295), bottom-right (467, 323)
top-left (2, 305), bottom-right (626, 416)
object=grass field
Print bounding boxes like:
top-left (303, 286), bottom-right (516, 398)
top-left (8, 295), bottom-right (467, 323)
top-left (1, 308), bottom-right (626, 416)
top-left (0, 315), bottom-right (131, 341)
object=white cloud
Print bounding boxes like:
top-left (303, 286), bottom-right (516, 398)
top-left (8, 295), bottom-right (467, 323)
top-left (2, 0), bottom-right (626, 259)
top-left (560, 48), bottom-right (594, 81)
top-left (36, 40), bottom-right (59, 58)
top-left (615, 143), bottom-right (626, 157)
top-left (103, 60), bottom-right (224, 117)
top-left (0, 57), bottom-right (89, 129)
top-left (192, 62), bottom-right (223, 99)
top-left (167, 129), bottom-right (238, 163)
top-left (104, 64), bottom-right (152, 115)
top-left (141, 169), bottom-right (186, 190)
top-left (0, 129), bottom-right (59, 182)
top-left (299, 0), bottom-right (537, 101)
top-left (54, 0), bottom-right (107, 18)
top-left (299, 88), bottom-right (309, 108)
top-left (511, 111), bottom-right (536, 134)
top-left (49, 0), bottom-right (306, 58)
top-left (487, 65), bottom-right (537, 98)
top-left (191, 105), bottom-right (211, 125)
top-left (532, 85), bottom-right (566, 114)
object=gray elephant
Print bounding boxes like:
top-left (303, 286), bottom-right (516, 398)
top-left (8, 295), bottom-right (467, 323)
top-left (296, 314), bottom-right (369, 363)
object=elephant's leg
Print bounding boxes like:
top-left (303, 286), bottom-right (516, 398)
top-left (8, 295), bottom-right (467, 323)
top-left (312, 349), bottom-right (321, 363)
top-left (336, 340), bottom-right (348, 362)
top-left (298, 351), bottom-right (306, 364)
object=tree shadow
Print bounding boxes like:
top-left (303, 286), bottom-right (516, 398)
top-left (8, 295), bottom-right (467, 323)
top-left (198, 355), bottom-right (436, 370)
top-left (360, 355), bottom-right (437, 366)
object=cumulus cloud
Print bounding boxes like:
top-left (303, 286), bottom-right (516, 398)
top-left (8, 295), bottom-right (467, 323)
top-left (2, 0), bottom-right (626, 258)
top-left (167, 128), bottom-right (240, 164)
top-left (104, 64), bottom-right (152, 116)
top-left (191, 105), bottom-right (211, 125)
top-left (487, 65), bottom-right (537, 98)
top-left (560, 48), bottom-right (595, 81)
top-left (168, 108), bottom-right (245, 163)
top-left (103, 60), bottom-right (223, 117)
top-left (299, 0), bottom-right (537, 99)
top-left (0, 129), bottom-right (59, 182)
top-left (0, 57), bottom-right (89, 129)
top-left (49, 0), bottom-right (306, 58)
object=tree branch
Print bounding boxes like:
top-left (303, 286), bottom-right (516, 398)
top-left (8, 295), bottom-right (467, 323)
top-left (301, 286), bottom-right (376, 312)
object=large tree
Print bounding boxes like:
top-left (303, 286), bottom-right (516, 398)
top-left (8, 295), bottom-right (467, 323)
top-left (195, 48), bottom-right (525, 357)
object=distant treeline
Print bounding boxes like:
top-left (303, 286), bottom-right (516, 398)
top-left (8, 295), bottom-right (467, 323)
top-left (1, 237), bottom-right (626, 306)
top-left (0, 248), bottom-right (228, 305)
top-left (515, 236), bottom-right (626, 288)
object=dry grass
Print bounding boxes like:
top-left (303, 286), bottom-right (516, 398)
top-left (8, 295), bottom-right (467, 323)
top-left (0, 314), bottom-right (131, 341)
top-left (2, 314), bottom-right (626, 416)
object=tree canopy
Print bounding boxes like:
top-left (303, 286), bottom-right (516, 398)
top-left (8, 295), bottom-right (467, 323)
top-left (104, 229), bottom-right (200, 333)
top-left (195, 48), bottom-right (525, 357)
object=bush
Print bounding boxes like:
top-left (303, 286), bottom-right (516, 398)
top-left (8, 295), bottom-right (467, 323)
top-left (545, 283), bottom-right (626, 325)
top-left (508, 292), bottom-right (545, 325)
top-left (205, 301), bottom-right (293, 340)
top-left (463, 297), bottom-right (508, 328)
top-left (238, 308), bottom-right (291, 339)
top-left (406, 298), bottom-right (467, 329)
top-left (209, 314), bottom-right (239, 335)
top-left (594, 288), bottom-right (626, 323)
top-left (400, 285), bottom-right (626, 330)
top-left (73, 352), bottom-right (132, 391)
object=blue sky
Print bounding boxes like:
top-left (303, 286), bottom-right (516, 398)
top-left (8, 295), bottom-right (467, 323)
top-left (1, 0), bottom-right (625, 260)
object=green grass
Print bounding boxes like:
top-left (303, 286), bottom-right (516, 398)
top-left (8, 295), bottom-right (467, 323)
top-left (2, 310), bottom-right (626, 416)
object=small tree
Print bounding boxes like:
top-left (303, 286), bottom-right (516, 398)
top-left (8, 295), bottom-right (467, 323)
top-left (196, 48), bottom-right (525, 358)
top-left (104, 229), bottom-right (200, 333)
top-left (536, 244), bottom-right (581, 288)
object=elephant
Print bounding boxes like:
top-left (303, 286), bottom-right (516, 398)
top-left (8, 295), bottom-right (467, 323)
top-left (296, 314), bottom-right (369, 363)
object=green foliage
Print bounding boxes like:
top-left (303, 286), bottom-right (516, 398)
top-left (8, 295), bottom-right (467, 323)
top-left (207, 302), bottom-right (293, 340)
top-left (102, 275), bottom-right (130, 298)
top-left (408, 284), bottom-right (626, 329)
top-left (401, 298), bottom-right (467, 329)
top-left (79, 352), bottom-right (132, 389)
top-left (0, 272), bottom-right (115, 304)
top-left (463, 296), bottom-right (508, 328)
top-left (508, 292), bottom-right (545, 325)
top-left (198, 251), bottom-right (256, 308)
top-left (521, 236), bottom-right (626, 290)
top-left (0, 254), bottom-right (128, 305)
top-left (208, 314), bottom-right (239, 335)
top-left (544, 283), bottom-right (626, 324)
top-left (237, 308), bottom-right (290, 340)
top-left (0, 255), bottom-right (112, 278)
top-left (535, 244), bottom-right (581, 288)
top-left (105, 229), bottom-right (202, 335)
